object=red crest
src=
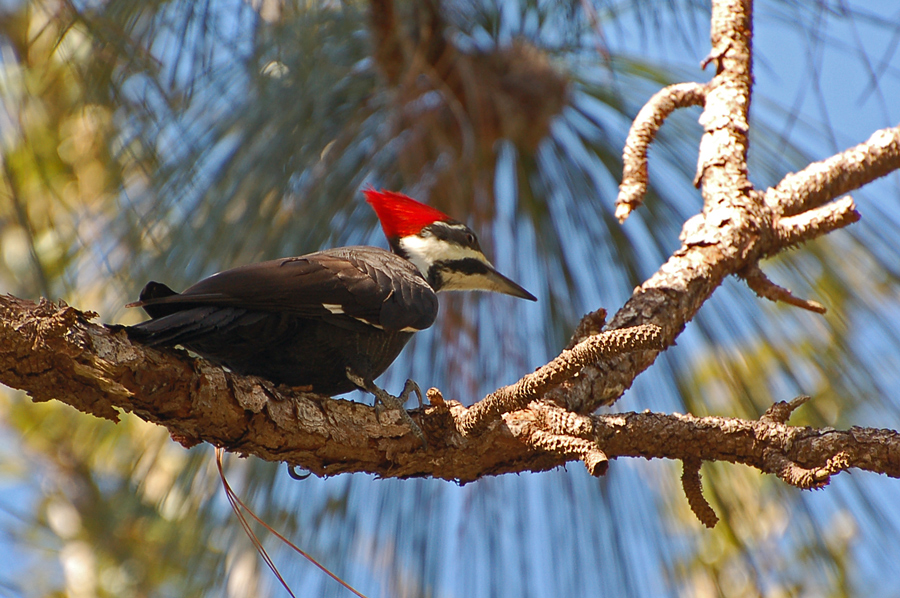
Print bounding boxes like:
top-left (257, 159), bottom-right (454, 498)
top-left (364, 189), bottom-right (452, 238)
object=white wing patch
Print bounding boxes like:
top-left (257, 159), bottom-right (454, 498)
top-left (323, 305), bottom-right (415, 331)
top-left (322, 303), bottom-right (344, 314)
top-left (354, 317), bottom-right (384, 329)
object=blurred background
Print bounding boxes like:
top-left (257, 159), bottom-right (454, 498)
top-left (1, 0), bottom-right (900, 596)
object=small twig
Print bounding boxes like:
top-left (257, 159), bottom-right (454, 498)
top-left (455, 324), bottom-right (665, 436)
top-left (763, 450), bottom-right (851, 490)
top-left (505, 402), bottom-right (608, 476)
top-left (565, 308), bottom-right (607, 350)
top-left (617, 82), bottom-right (708, 222)
top-left (760, 395), bottom-right (810, 424)
top-left (774, 195), bottom-right (861, 249)
top-left (527, 429), bottom-right (609, 477)
top-left (531, 401), bottom-right (608, 475)
top-left (757, 395), bottom-right (846, 490)
top-left (426, 387), bottom-right (447, 410)
top-left (741, 264), bottom-right (827, 314)
top-left (681, 458), bottom-right (718, 528)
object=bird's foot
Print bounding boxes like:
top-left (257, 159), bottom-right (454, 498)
top-left (399, 378), bottom-right (425, 408)
top-left (346, 369), bottom-right (427, 448)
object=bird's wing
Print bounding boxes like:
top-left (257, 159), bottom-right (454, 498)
top-left (132, 247), bottom-right (438, 332)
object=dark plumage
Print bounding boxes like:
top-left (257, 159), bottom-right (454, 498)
top-left (127, 189), bottom-right (534, 409)
top-left (126, 246), bottom-right (438, 394)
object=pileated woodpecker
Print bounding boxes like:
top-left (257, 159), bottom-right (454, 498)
top-left (126, 190), bottom-right (535, 437)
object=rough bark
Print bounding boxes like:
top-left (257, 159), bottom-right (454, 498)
top-left (2, 296), bottom-right (899, 488)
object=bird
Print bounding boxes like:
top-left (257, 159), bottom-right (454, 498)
top-left (125, 189), bottom-right (536, 443)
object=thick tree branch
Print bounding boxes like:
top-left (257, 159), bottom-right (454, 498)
top-left (588, 410), bottom-right (900, 481)
top-left (2, 296), bottom-right (899, 491)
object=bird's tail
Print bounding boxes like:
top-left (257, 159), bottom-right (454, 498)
top-left (125, 281), bottom-right (181, 318)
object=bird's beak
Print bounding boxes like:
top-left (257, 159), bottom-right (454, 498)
top-left (481, 265), bottom-right (537, 301)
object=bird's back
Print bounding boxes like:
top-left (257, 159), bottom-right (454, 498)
top-left (127, 247), bottom-right (438, 394)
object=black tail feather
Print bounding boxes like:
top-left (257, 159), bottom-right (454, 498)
top-left (134, 282), bottom-right (181, 319)
top-left (127, 306), bottom-right (244, 346)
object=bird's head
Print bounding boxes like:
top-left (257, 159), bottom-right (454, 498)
top-left (364, 189), bottom-right (536, 301)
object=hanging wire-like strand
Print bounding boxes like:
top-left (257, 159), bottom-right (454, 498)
top-left (215, 448), bottom-right (368, 598)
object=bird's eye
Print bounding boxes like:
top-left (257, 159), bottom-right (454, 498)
top-left (420, 229), bottom-right (433, 238)
top-left (466, 232), bottom-right (476, 245)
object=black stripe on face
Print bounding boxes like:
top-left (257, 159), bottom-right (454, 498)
top-left (428, 258), bottom-right (490, 290)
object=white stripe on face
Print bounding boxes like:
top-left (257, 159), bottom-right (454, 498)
top-left (398, 234), bottom-right (491, 278)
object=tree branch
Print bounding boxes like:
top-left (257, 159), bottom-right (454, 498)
top-left (682, 459), bottom-right (718, 528)
top-left (740, 263), bottom-right (827, 314)
top-left (455, 324), bottom-right (665, 436)
top-left (766, 127), bottom-right (900, 217)
top-left (773, 194), bottom-right (861, 248)
top-left (2, 296), bottom-right (899, 490)
top-left (538, 1), bottom-right (897, 418)
top-left (616, 82), bottom-right (708, 222)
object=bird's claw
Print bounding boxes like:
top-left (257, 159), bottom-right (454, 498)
top-left (399, 379), bottom-right (424, 408)
top-left (346, 368), bottom-right (427, 448)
